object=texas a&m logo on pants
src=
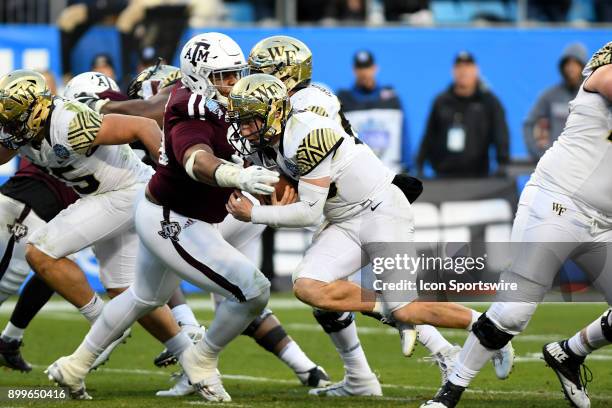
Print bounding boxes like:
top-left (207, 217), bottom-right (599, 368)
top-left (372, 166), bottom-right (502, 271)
top-left (158, 220), bottom-right (181, 242)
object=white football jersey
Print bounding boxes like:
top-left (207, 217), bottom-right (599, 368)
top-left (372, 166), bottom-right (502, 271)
top-left (280, 110), bottom-right (394, 222)
top-left (19, 98), bottom-right (153, 196)
top-left (529, 83), bottom-right (612, 218)
top-left (290, 84), bottom-right (342, 122)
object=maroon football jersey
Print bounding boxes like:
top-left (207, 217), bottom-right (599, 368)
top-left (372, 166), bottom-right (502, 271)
top-left (97, 90), bottom-right (129, 102)
top-left (148, 83), bottom-right (234, 223)
top-left (15, 158), bottom-right (79, 208)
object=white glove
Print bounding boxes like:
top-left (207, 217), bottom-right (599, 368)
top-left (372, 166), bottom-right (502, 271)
top-left (215, 163), bottom-right (279, 195)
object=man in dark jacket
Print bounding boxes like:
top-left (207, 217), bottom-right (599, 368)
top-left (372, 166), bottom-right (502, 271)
top-left (417, 51), bottom-right (509, 178)
top-left (523, 42), bottom-right (587, 160)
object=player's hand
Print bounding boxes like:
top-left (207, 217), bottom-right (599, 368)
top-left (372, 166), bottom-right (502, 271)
top-left (271, 185), bottom-right (297, 206)
top-left (238, 166), bottom-right (279, 196)
top-left (75, 92), bottom-right (109, 112)
top-left (226, 190), bottom-right (253, 222)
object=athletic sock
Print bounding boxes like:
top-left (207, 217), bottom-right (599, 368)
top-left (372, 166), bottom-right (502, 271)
top-left (328, 321), bottom-right (373, 378)
top-left (164, 331), bottom-right (192, 359)
top-left (417, 325), bottom-right (453, 355)
top-left (448, 332), bottom-right (493, 388)
top-left (1, 322), bottom-right (24, 341)
top-left (171, 304), bottom-right (199, 328)
top-left (568, 311), bottom-right (612, 357)
top-left (78, 293), bottom-right (105, 324)
top-left (278, 340), bottom-right (316, 373)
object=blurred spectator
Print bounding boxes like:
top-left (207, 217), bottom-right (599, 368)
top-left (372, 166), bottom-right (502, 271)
top-left (383, 0), bottom-right (433, 25)
top-left (90, 53), bottom-right (117, 80)
top-left (523, 43), bottom-right (587, 160)
top-left (250, 0), bottom-right (275, 22)
top-left (417, 52), bottom-right (509, 178)
top-left (337, 50), bottom-right (407, 170)
top-left (527, 0), bottom-right (571, 22)
top-left (323, 0), bottom-right (366, 22)
top-left (297, 0), bottom-right (327, 22)
top-left (57, 0), bottom-right (127, 82)
top-left (594, 0), bottom-right (612, 22)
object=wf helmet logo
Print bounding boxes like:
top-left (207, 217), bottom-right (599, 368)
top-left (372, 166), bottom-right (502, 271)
top-left (266, 46), bottom-right (298, 64)
top-left (185, 41), bottom-right (211, 66)
top-left (250, 82), bottom-right (284, 103)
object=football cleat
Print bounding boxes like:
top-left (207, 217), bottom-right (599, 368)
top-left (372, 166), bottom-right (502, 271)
top-left (425, 345), bottom-right (461, 385)
top-left (308, 373), bottom-right (382, 397)
top-left (45, 357), bottom-right (91, 400)
top-left (90, 327), bottom-right (131, 371)
top-left (179, 343), bottom-right (230, 402)
top-left (156, 371), bottom-right (195, 397)
top-left (154, 324), bottom-right (205, 367)
top-left (543, 341), bottom-right (591, 408)
top-left (491, 341), bottom-right (514, 380)
top-left (296, 365), bottom-right (331, 387)
top-left (0, 337), bottom-right (32, 372)
top-left (399, 323), bottom-right (418, 357)
top-left (420, 381), bottom-right (465, 408)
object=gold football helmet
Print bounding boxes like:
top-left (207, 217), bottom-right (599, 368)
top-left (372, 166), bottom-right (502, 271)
top-left (127, 60), bottom-right (182, 99)
top-left (227, 73), bottom-right (290, 156)
top-left (248, 35), bottom-right (312, 93)
top-left (585, 41), bottom-right (612, 74)
top-left (0, 70), bottom-right (52, 149)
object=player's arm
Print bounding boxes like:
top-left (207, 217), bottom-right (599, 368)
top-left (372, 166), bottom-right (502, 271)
top-left (177, 121), bottom-right (278, 195)
top-left (585, 64), bottom-right (612, 101)
top-left (0, 145), bottom-right (18, 165)
top-left (100, 87), bottom-right (171, 127)
top-left (92, 114), bottom-right (162, 161)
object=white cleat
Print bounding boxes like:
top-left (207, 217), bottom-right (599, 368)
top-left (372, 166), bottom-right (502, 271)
top-left (156, 371), bottom-right (195, 397)
top-left (420, 402), bottom-right (449, 408)
top-left (179, 344), bottom-right (231, 402)
top-left (399, 323), bottom-right (417, 357)
top-left (296, 365), bottom-right (331, 387)
top-left (427, 345), bottom-right (461, 385)
top-left (309, 373), bottom-right (382, 397)
top-left (90, 327), bottom-right (131, 371)
top-left (45, 356), bottom-right (91, 400)
top-left (492, 341), bottom-right (514, 380)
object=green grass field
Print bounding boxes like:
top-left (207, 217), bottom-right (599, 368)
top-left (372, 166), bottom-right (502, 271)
top-left (1, 294), bottom-right (611, 407)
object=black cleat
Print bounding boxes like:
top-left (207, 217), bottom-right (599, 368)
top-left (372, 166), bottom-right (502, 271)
top-left (420, 381), bottom-right (465, 408)
top-left (153, 348), bottom-right (177, 368)
top-left (543, 341), bottom-right (592, 408)
top-left (297, 365), bottom-right (331, 387)
top-left (0, 337), bottom-right (32, 372)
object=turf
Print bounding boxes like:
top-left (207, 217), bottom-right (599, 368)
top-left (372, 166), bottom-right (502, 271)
top-left (1, 295), bottom-right (611, 407)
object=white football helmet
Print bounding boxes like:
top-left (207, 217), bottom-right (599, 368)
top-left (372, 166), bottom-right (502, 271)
top-left (179, 32), bottom-right (248, 104)
top-left (63, 72), bottom-right (119, 100)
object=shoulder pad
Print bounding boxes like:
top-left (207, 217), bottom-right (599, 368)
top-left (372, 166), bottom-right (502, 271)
top-left (64, 101), bottom-right (102, 154)
top-left (296, 128), bottom-right (343, 175)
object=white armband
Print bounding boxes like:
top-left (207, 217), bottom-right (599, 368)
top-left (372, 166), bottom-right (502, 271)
top-left (185, 149), bottom-right (206, 181)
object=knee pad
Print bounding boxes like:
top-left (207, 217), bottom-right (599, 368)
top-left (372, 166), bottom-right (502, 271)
top-left (129, 287), bottom-right (165, 309)
top-left (487, 301), bottom-right (537, 335)
top-left (601, 309), bottom-right (612, 343)
top-left (313, 309), bottom-right (355, 333)
top-left (472, 313), bottom-right (514, 350)
top-left (242, 308), bottom-right (273, 336)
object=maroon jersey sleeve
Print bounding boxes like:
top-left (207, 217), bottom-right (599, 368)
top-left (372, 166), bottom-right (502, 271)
top-left (170, 119), bottom-right (217, 167)
top-left (97, 90), bottom-right (129, 102)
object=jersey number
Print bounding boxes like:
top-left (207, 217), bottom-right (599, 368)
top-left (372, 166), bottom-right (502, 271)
top-left (49, 165), bottom-right (100, 194)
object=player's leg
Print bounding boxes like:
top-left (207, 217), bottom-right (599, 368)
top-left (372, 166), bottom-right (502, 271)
top-left (541, 240), bottom-right (612, 408)
top-left (422, 186), bottom-right (582, 408)
top-left (293, 224), bottom-right (381, 397)
top-left (0, 194), bottom-right (53, 371)
top-left (134, 199), bottom-right (270, 401)
top-left (47, 240), bottom-right (187, 400)
top-left (219, 211), bottom-right (329, 388)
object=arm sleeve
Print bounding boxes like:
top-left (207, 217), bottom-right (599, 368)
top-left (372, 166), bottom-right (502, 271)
top-left (170, 119), bottom-right (215, 166)
top-left (490, 94), bottom-right (510, 165)
top-left (251, 180), bottom-right (328, 228)
top-left (522, 92), bottom-right (549, 159)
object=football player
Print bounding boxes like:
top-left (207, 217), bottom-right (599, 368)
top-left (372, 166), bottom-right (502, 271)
top-left (421, 42), bottom-right (612, 408)
top-left (46, 32), bottom-right (279, 402)
top-left (78, 61), bottom-right (330, 394)
top-left (232, 35), bottom-right (508, 395)
top-left (226, 74), bottom-right (513, 397)
top-left (0, 69), bottom-right (185, 398)
top-left (0, 72), bottom-right (129, 372)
